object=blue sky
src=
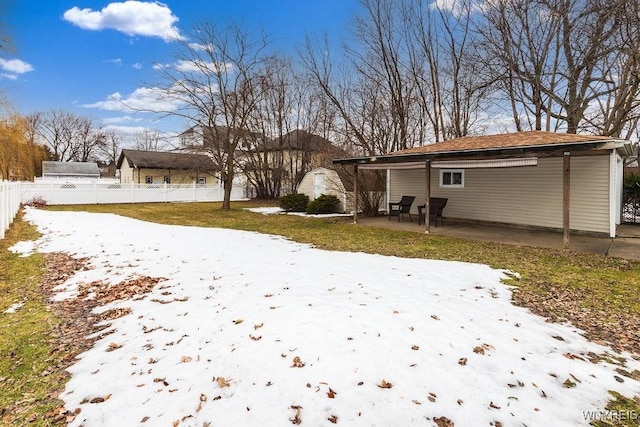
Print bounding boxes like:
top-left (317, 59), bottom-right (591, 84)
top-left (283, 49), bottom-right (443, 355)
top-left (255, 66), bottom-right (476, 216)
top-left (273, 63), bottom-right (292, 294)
top-left (2, 1), bottom-right (359, 137)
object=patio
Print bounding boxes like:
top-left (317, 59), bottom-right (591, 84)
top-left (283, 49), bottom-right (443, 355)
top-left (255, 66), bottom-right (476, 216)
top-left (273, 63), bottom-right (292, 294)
top-left (351, 215), bottom-right (640, 261)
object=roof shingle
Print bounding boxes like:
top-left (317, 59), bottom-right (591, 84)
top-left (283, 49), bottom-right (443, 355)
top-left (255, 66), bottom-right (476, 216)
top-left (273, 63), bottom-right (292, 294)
top-left (391, 131), bottom-right (616, 155)
top-left (117, 149), bottom-right (218, 171)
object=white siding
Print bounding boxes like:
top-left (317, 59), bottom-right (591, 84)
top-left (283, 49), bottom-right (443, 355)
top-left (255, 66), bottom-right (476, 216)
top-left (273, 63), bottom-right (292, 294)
top-left (298, 167), bottom-right (349, 212)
top-left (389, 155), bottom-right (611, 234)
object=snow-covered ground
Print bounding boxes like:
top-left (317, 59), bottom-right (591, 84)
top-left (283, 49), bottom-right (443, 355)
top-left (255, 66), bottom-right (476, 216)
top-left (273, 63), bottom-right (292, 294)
top-left (9, 208), bottom-right (640, 426)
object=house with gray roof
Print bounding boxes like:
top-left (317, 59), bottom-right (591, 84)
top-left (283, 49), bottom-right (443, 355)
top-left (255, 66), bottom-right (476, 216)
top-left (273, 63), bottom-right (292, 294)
top-left (116, 149), bottom-right (219, 186)
top-left (41, 161), bottom-right (101, 181)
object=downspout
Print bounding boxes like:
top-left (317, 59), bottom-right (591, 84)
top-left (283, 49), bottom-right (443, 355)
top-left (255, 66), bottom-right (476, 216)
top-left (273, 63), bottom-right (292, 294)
top-left (353, 164), bottom-right (358, 223)
top-left (609, 150), bottom-right (619, 238)
top-left (563, 152), bottom-right (571, 249)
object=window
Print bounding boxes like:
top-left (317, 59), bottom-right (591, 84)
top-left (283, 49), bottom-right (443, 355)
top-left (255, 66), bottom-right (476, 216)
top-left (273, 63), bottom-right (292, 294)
top-left (145, 176), bottom-right (152, 184)
top-left (197, 177), bottom-right (206, 185)
top-left (440, 169), bottom-right (464, 188)
top-left (164, 176), bottom-right (171, 184)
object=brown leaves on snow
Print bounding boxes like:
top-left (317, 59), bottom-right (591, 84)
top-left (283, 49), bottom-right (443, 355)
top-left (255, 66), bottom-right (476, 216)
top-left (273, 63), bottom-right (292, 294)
top-left (291, 356), bottom-right (305, 368)
top-left (216, 377), bottom-right (231, 388)
top-left (377, 379), bottom-right (393, 389)
top-left (433, 416), bottom-right (454, 427)
top-left (289, 405), bottom-right (303, 424)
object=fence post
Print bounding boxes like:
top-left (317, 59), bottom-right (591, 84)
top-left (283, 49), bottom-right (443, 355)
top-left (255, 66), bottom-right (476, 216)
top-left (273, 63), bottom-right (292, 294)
top-left (1, 182), bottom-right (21, 240)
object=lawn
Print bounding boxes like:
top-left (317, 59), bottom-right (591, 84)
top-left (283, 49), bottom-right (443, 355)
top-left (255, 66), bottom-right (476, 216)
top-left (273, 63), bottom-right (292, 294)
top-left (2, 201), bottom-right (640, 426)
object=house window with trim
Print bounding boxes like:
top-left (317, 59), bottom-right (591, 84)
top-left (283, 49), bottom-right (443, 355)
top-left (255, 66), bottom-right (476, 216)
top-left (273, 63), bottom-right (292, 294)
top-left (145, 176), bottom-right (152, 184)
top-left (440, 169), bottom-right (464, 188)
top-left (164, 176), bottom-right (171, 184)
top-left (197, 177), bottom-right (206, 185)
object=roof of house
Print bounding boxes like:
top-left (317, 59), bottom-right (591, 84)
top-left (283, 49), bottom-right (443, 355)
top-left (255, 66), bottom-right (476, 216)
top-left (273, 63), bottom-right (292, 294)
top-left (42, 161), bottom-right (100, 177)
top-left (259, 130), bottom-right (336, 152)
top-left (334, 131), bottom-right (632, 166)
top-left (116, 149), bottom-right (218, 171)
top-left (392, 131), bottom-right (617, 155)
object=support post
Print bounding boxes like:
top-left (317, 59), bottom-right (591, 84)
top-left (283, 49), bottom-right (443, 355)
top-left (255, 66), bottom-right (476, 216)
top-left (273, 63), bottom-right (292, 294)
top-left (353, 164), bottom-right (359, 224)
top-left (425, 159), bottom-right (431, 233)
top-left (563, 152), bottom-right (571, 249)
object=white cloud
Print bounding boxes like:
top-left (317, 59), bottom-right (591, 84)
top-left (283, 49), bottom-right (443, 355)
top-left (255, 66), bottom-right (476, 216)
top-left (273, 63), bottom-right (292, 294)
top-left (132, 62), bottom-right (142, 69)
top-left (153, 59), bottom-right (234, 74)
top-left (102, 115), bottom-right (143, 124)
top-left (63, 1), bottom-right (183, 42)
top-left (84, 87), bottom-right (183, 112)
top-left (0, 57), bottom-right (34, 74)
top-left (105, 58), bottom-right (122, 66)
top-left (104, 124), bottom-right (150, 135)
top-left (430, 0), bottom-right (485, 16)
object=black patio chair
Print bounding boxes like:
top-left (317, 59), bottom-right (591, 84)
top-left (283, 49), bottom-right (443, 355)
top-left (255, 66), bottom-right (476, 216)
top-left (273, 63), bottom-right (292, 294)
top-left (418, 197), bottom-right (448, 226)
top-left (388, 195), bottom-right (415, 222)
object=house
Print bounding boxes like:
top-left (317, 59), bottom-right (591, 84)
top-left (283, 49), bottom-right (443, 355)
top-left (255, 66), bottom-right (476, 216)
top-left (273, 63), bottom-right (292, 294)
top-left (116, 149), bottom-right (218, 186)
top-left (179, 126), bottom-right (346, 197)
top-left (41, 161), bottom-right (101, 181)
top-left (333, 131), bottom-right (635, 245)
top-left (250, 130), bottom-right (348, 194)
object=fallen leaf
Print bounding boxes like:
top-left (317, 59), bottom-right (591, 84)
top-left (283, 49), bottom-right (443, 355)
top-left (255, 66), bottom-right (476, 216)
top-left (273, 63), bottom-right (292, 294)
top-left (328, 414), bottom-right (338, 424)
top-left (434, 416), bottom-right (454, 427)
top-left (233, 319), bottom-right (243, 325)
top-left (216, 377), bottom-right (231, 388)
top-left (292, 356), bottom-right (305, 368)
top-left (431, 314), bottom-right (440, 320)
top-left (106, 343), bottom-right (122, 352)
top-left (290, 405), bottom-right (302, 425)
top-left (411, 345), bottom-right (419, 350)
top-left (458, 357), bottom-right (467, 366)
top-left (378, 379), bottom-right (393, 389)
top-left (327, 387), bottom-right (337, 398)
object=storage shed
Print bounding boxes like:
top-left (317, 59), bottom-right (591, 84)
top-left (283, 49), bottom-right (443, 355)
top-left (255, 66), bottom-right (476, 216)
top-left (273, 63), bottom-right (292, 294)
top-left (298, 167), bottom-right (352, 212)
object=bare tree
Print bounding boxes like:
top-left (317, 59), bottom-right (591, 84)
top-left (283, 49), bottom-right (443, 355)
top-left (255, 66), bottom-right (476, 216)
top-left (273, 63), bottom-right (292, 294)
top-left (31, 110), bottom-right (104, 161)
top-left (155, 22), bottom-right (271, 209)
top-left (97, 130), bottom-right (121, 176)
top-left (404, 0), bottom-right (493, 141)
top-left (133, 129), bottom-right (169, 151)
top-left (480, 0), bottom-right (640, 135)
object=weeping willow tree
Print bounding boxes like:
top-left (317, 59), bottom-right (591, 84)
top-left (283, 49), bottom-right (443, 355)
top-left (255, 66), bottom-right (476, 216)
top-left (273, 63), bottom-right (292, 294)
top-left (0, 115), bottom-right (49, 181)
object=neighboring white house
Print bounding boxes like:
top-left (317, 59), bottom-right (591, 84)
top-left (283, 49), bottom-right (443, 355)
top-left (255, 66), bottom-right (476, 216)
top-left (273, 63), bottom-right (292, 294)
top-left (117, 149), bottom-right (219, 186)
top-left (334, 131), bottom-right (635, 241)
top-left (41, 161), bottom-right (101, 181)
top-left (298, 167), bottom-right (352, 212)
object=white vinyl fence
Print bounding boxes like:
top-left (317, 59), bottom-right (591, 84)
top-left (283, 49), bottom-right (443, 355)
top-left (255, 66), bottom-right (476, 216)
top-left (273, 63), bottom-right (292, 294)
top-left (1, 182), bottom-right (20, 239)
top-left (19, 181), bottom-right (247, 206)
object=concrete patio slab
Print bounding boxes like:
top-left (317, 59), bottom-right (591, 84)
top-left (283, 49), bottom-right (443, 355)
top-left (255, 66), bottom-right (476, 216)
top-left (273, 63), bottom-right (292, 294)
top-left (351, 216), bottom-right (640, 261)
